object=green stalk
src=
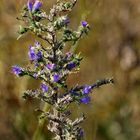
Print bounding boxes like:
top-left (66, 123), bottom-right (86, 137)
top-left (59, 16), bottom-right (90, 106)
top-left (32, 103), bottom-right (50, 140)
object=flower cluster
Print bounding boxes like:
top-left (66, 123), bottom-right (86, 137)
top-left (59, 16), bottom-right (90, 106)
top-left (13, 0), bottom-right (113, 139)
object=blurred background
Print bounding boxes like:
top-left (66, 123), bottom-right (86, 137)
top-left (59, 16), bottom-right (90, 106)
top-left (0, 0), bottom-right (140, 140)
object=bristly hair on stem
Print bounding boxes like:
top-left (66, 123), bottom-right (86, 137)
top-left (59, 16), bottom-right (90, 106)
top-left (12, 0), bottom-right (114, 139)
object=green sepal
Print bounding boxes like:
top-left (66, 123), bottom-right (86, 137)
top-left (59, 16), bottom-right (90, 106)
top-left (18, 25), bottom-right (28, 34)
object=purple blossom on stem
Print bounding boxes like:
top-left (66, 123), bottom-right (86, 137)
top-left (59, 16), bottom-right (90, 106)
top-left (79, 129), bottom-right (84, 137)
top-left (12, 0), bottom-right (110, 139)
top-left (81, 21), bottom-right (88, 27)
top-left (33, 0), bottom-right (42, 11)
top-left (27, 0), bottom-right (42, 11)
top-left (12, 66), bottom-right (23, 76)
top-left (35, 41), bottom-right (41, 48)
top-left (46, 63), bottom-right (56, 70)
top-left (80, 96), bottom-right (91, 104)
top-left (33, 73), bottom-right (38, 79)
top-left (66, 52), bottom-right (72, 58)
top-left (41, 84), bottom-right (49, 92)
top-left (28, 46), bottom-right (36, 61)
top-left (53, 74), bottom-right (60, 82)
top-left (64, 17), bottom-right (70, 25)
top-left (28, 46), bottom-right (42, 61)
top-left (27, 0), bottom-right (33, 11)
top-left (83, 85), bottom-right (92, 94)
top-left (67, 62), bottom-right (76, 70)
top-left (36, 51), bottom-right (42, 60)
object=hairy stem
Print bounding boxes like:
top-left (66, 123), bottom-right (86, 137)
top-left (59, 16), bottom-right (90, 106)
top-left (32, 103), bottom-right (50, 140)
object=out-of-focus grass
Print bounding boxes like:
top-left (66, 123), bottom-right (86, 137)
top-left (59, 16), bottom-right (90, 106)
top-left (0, 0), bottom-right (140, 140)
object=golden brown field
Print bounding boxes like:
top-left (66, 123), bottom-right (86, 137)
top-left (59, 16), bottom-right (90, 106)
top-left (0, 0), bottom-right (140, 140)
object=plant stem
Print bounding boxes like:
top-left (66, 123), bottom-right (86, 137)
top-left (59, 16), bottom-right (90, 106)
top-left (32, 103), bottom-right (50, 140)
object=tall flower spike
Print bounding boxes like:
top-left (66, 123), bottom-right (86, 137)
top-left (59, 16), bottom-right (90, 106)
top-left (13, 0), bottom-right (114, 139)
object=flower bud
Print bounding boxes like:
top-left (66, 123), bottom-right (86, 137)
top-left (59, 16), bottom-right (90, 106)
top-left (81, 21), bottom-right (88, 27)
top-left (67, 62), bottom-right (76, 70)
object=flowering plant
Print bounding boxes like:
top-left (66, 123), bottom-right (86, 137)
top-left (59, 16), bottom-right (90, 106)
top-left (12, 0), bottom-right (113, 139)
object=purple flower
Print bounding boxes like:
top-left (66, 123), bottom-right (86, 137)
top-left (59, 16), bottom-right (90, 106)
top-left (46, 63), bottom-right (56, 70)
top-left (12, 66), bottom-right (23, 76)
top-left (81, 21), bottom-right (88, 27)
top-left (28, 46), bottom-right (36, 61)
top-left (53, 74), bottom-right (60, 82)
top-left (67, 62), bottom-right (76, 70)
top-left (33, 0), bottom-right (42, 11)
top-left (36, 51), bottom-right (42, 60)
top-left (80, 96), bottom-right (91, 104)
top-left (79, 129), bottom-right (84, 137)
top-left (64, 17), bottom-right (70, 25)
top-left (83, 85), bottom-right (92, 94)
top-left (66, 52), bottom-right (72, 58)
top-left (28, 46), bottom-right (42, 61)
top-left (27, 0), bottom-right (33, 11)
top-left (35, 63), bottom-right (39, 67)
top-left (27, 0), bottom-right (42, 11)
top-left (41, 84), bottom-right (49, 92)
top-left (33, 73), bottom-right (38, 79)
top-left (35, 41), bottom-right (41, 48)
